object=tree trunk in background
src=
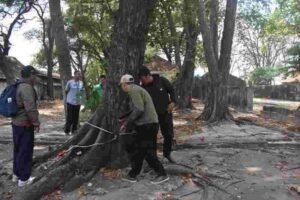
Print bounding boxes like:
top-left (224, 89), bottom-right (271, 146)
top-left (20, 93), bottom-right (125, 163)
top-left (49, 0), bottom-right (72, 102)
top-left (15, 0), bottom-right (157, 199)
top-left (161, 0), bottom-right (181, 67)
top-left (198, 0), bottom-right (237, 122)
top-left (0, 56), bottom-right (16, 84)
top-left (45, 20), bottom-right (55, 99)
top-left (175, 0), bottom-right (199, 109)
top-left (175, 26), bottom-right (198, 109)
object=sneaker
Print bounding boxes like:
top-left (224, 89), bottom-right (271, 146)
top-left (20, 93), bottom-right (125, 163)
top-left (164, 155), bottom-right (176, 163)
top-left (122, 174), bottom-right (137, 183)
top-left (18, 177), bottom-right (35, 187)
top-left (150, 175), bottom-right (169, 184)
top-left (12, 174), bottom-right (18, 182)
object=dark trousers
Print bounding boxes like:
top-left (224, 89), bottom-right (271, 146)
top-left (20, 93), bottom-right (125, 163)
top-left (65, 103), bottom-right (81, 134)
top-left (12, 125), bottom-right (34, 181)
top-left (128, 123), bottom-right (166, 178)
top-left (158, 112), bottom-right (174, 157)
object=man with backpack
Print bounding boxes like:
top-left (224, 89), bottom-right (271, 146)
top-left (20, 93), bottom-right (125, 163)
top-left (139, 66), bottom-right (176, 163)
top-left (11, 65), bottom-right (40, 187)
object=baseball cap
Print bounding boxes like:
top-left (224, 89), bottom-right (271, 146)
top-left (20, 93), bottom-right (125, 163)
top-left (120, 74), bottom-right (134, 84)
top-left (21, 65), bottom-right (37, 78)
top-left (138, 66), bottom-right (151, 77)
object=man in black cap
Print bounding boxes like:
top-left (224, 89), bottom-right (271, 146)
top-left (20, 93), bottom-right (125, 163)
top-left (139, 66), bottom-right (176, 163)
top-left (12, 65), bottom-right (39, 187)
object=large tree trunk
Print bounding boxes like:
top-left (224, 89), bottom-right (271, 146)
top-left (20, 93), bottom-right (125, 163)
top-left (15, 1), bottom-right (157, 199)
top-left (198, 0), bottom-right (237, 122)
top-left (49, 0), bottom-right (72, 102)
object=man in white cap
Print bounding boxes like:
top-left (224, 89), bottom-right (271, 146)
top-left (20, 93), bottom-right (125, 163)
top-left (119, 74), bottom-right (169, 184)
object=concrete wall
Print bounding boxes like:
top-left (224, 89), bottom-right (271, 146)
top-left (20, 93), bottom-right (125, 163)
top-left (254, 84), bottom-right (300, 101)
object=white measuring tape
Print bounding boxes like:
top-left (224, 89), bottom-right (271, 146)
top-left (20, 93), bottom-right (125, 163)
top-left (63, 122), bottom-right (133, 153)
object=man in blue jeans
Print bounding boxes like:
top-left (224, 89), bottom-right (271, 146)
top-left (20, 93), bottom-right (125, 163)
top-left (12, 66), bottom-right (40, 187)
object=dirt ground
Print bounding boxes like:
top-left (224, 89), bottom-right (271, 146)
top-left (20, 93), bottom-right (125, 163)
top-left (0, 99), bottom-right (299, 200)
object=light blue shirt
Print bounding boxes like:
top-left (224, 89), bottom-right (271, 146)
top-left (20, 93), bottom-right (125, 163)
top-left (66, 79), bottom-right (84, 105)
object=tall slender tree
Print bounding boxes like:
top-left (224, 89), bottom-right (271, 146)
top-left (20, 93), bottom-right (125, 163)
top-left (198, 0), bottom-right (238, 121)
top-left (49, 0), bottom-right (72, 98)
top-left (32, 2), bottom-right (55, 99)
top-left (175, 0), bottom-right (200, 109)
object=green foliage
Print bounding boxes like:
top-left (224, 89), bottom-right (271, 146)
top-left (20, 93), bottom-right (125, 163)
top-left (250, 66), bottom-right (287, 85)
top-left (85, 59), bottom-right (107, 86)
top-left (286, 42), bottom-right (300, 75)
top-left (238, 0), bottom-right (271, 31)
top-left (144, 45), bottom-right (158, 63)
top-left (66, 0), bottom-right (115, 61)
top-left (84, 89), bottom-right (102, 111)
top-left (147, 0), bottom-right (183, 60)
top-left (275, 0), bottom-right (300, 34)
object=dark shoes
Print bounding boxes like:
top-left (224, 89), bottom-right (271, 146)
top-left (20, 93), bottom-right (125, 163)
top-left (150, 175), bottom-right (169, 184)
top-left (122, 174), bottom-right (137, 183)
top-left (164, 155), bottom-right (176, 163)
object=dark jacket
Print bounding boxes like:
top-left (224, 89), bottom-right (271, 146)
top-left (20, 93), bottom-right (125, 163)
top-left (141, 74), bottom-right (176, 115)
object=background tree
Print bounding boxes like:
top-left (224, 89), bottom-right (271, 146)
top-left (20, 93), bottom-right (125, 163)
top-left (250, 66), bottom-right (287, 85)
top-left (16, 0), bottom-right (157, 199)
top-left (30, 1), bottom-right (56, 99)
top-left (235, 0), bottom-right (298, 82)
top-left (285, 42), bottom-right (300, 76)
top-left (0, 0), bottom-right (33, 83)
top-left (148, 0), bottom-right (183, 65)
top-left (198, 0), bottom-right (238, 121)
top-left (49, 0), bottom-right (72, 101)
top-left (175, 0), bottom-right (200, 109)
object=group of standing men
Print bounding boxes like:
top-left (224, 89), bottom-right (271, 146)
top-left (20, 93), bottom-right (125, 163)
top-left (10, 65), bottom-right (176, 186)
top-left (119, 66), bottom-right (176, 184)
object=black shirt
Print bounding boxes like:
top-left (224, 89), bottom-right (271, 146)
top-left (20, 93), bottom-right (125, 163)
top-left (141, 74), bottom-right (176, 115)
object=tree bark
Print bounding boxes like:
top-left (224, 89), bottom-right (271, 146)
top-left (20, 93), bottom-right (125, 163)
top-left (0, 56), bottom-right (16, 84)
top-left (45, 20), bottom-right (55, 99)
top-left (198, 0), bottom-right (237, 122)
top-left (175, 0), bottom-right (199, 109)
top-left (15, 0), bottom-right (157, 199)
top-left (49, 0), bottom-right (72, 101)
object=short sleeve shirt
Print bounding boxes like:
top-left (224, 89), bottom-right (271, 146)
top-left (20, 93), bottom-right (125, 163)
top-left (66, 80), bottom-right (84, 105)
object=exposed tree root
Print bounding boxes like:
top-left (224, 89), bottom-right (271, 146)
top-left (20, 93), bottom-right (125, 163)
top-left (164, 164), bottom-right (236, 198)
top-left (169, 141), bottom-right (300, 151)
top-left (192, 179), bottom-right (208, 200)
